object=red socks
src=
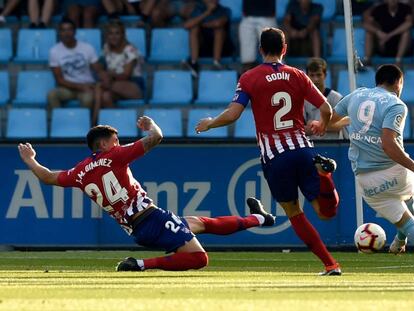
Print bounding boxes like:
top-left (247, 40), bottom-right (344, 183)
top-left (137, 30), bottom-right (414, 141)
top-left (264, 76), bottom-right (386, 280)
top-left (143, 252), bottom-right (208, 271)
top-left (290, 213), bottom-right (337, 268)
top-left (198, 216), bottom-right (260, 235)
top-left (317, 172), bottom-right (339, 218)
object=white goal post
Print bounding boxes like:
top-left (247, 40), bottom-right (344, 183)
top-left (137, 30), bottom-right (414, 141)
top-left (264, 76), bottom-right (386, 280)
top-left (343, 0), bottom-right (364, 227)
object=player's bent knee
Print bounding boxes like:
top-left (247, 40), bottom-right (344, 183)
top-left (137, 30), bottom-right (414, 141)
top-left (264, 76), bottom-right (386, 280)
top-left (192, 252), bottom-right (209, 269)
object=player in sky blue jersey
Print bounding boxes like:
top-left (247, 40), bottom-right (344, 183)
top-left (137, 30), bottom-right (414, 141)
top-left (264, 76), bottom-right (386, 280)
top-left (330, 64), bottom-right (414, 253)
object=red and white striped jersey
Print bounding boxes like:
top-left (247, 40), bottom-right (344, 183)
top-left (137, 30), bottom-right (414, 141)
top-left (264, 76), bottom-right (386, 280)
top-left (57, 141), bottom-right (152, 234)
top-left (234, 62), bottom-right (326, 160)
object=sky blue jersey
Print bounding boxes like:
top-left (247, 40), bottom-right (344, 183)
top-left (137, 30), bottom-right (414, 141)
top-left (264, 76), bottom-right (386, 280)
top-left (334, 86), bottom-right (407, 175)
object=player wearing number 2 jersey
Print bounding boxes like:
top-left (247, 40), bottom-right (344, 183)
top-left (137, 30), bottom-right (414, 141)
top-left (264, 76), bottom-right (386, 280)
top-left (196, 28), bottom-right (341, 275)
top-left (331, 64), bottom-right (414, 254)
top-left (18, 116), bottom-right (275, 271)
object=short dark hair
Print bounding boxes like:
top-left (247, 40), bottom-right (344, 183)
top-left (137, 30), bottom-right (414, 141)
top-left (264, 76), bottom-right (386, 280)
top-left (86, 125), bottom-right (118, 151)
top-left (375, 64), bottom-right (403, 86)
top-left (260, 28), bottom-right (285, 56)
top-left (59, 17), bottom-right (76, 32)
top-left (306, 57), bottom-right (327, 75)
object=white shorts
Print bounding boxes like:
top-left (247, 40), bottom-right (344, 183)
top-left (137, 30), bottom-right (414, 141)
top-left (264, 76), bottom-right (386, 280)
top-left (356, 164), bottom-right (414, 223)
top-left (239, 16), bottom-right (277, 64)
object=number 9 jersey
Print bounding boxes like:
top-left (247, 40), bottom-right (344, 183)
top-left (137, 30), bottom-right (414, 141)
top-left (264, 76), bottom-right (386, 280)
top-left (233, 62), bottom-right (326, 161)
top-left (57, 140), bottom-right (153, 234)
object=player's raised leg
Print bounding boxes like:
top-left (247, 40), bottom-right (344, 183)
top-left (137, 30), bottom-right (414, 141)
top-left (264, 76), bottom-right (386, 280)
top-left (313, 154), bottom-right (340, 219)
top-left (184, 197), bottom-right (275, 235)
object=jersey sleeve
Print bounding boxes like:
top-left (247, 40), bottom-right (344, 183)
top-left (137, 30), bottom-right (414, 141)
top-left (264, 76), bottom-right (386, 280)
top-left (334, 93), bottom-right (352, 117)
top-left (232, 73), bottom-right (251, 107)
top-left (111, 140), bottom-right (145, 166)
top-left (383, 104), bottom-right (407, 136)
top-left (301, 71), bottom-right (326, 108)
top-left (57, 167), bottom-right (80, 188)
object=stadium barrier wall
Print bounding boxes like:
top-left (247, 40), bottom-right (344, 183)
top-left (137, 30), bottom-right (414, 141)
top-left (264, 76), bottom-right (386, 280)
top-left (0, 142), bottom-right (406, 248)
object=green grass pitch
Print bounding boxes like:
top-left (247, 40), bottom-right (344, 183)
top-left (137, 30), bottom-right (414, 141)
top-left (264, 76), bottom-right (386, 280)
top-left (0, 251), bottom-right (413, 311)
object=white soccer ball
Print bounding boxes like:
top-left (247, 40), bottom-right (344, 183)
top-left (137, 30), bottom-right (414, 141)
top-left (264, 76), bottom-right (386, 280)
top-left (354, 223), bottom-right (386, 254)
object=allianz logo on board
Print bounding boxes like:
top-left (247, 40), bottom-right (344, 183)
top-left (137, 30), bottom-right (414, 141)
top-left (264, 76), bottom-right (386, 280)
top-left (6, 159), bottom-right (302, 235)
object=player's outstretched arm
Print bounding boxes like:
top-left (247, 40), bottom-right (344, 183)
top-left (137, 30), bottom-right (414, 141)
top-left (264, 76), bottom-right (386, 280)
top-left (18, 143), bottom-right (61, 185)
top-left (195, 102), bottom-right (244, 133)
top-left (138, 116), bottom-right (163, 153)
top-left (328, 111), bottom-right (350, 131)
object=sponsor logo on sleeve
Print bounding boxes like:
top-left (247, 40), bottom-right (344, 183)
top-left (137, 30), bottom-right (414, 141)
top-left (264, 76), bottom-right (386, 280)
top-left (394, 114), bottom-right (403, 129)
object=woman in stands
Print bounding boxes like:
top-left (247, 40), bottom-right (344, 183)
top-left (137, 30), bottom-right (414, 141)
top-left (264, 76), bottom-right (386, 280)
top-left (94, 20), bottom-right (144, 120)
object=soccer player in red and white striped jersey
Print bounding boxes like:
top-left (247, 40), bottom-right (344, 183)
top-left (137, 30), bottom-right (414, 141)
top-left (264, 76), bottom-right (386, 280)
top-left (18, 116), bottom-right (275, 272)
top-left (196, 28), bottom-right (341, 275)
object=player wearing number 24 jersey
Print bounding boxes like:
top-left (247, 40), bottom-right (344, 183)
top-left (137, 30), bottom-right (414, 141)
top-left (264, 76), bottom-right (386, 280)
top-left (18, 116), bottom-right (276, 272)
top-left (196, 28), bottom-right (341, 275)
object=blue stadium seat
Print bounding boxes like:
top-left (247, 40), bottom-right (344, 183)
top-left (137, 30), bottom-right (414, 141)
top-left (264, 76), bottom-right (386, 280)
top-left (220, 0), bottom-right (242, 22)
top-left (187, 109), bottom-right (228, 137)
top-left (234, 109), bottom-right (256, 138)
top-left (76, 29), bottom-right (102, 54)
top-left (313, 0), bottom-right (336, 21)
top-left (150, 70), bottom-right (193, 105)
top-left (117, 99), bottom-right (146, 107)
top-left (404, 111), bottom-right (411, 139)
top-left (143, 108), bottom-right (183, 137)
top-left (328, 27), bottom-right (365, 64)
top-left (0, 29), bottom-right (12, 63)
top-left (14, 29), bottom-right (57, 63)
top-left (50, 108), bottom-right (91, 138)
top-left (98, 109), bottom-right (138, 137)
top-left (0, 72), bottom-right (10, 106)
top-left (120, 15), bottom-right (142, 23)
top-left (7, 108), bottom-right (47, 138)
top-left (195, 70), bottom-right (238, 105)
top-left (13, 71), bottom-right (55, 106)
top-left (149, 28), bottom-right (189, 63)
top-left (336, 68), bottom-right (376, 96)
top-left (126, 28), bottom-right (146, 58)
top-left (401, 70), bottom-right (414, 104)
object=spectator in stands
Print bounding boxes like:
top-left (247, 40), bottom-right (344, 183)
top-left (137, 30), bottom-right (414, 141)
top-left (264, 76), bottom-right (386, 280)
top-left (101, 0), bottom-right (141, 20)
top-left (184, 0), bottom-right (231, 76)
top-left (64, 0), bottom-right (101, 28)
top-left (47, 19), bottom-right (109, 115)
top-left (282, 0), bottom-right (323, 58)
top-left (363, 0), bottom-right (412, 67)
top-left (304, 58), bottom-right (346, 140)
top-left (350, 0), bottom-right (375, 15)
top-left (0, 0), bottom-right (21, 24)
top-left (144, 0), bottom-right (196, 27)
top-left (97, 20), bottom-right (144, 113)
top-left (28, 0), bottom-right (55, 28)
top-left (239, 0), bottom-right (276, 73)
top-left (0, 0), bottom-right (55, 27)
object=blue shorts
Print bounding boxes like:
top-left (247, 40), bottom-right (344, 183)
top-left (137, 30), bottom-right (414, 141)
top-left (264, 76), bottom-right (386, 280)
top-left (132, 207), bottom-right (195, 253)
top-left (262, 148), bottom-right (320, 202)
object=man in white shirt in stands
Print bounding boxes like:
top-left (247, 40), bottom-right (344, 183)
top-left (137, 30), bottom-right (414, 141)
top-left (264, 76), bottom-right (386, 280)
top-left (47, 18), bottom-right (109, 109)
